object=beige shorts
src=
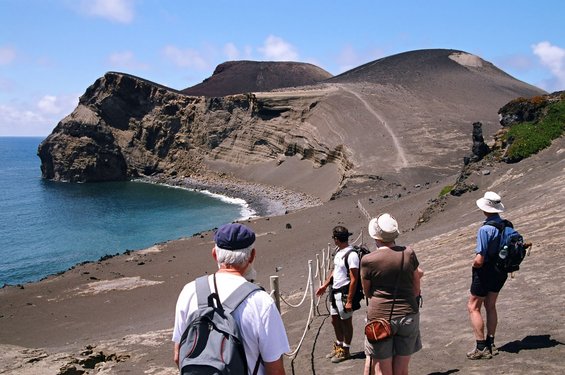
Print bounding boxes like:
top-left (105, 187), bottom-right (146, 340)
top-left (364, 313), bottom-right (422, 359)
top-left (330, 288), bottom-right (353, 320)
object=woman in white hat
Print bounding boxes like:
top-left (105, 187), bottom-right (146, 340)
top-left (361, 213), bottom-right (424, 375)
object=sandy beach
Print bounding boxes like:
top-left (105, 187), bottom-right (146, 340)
top-left (2, 135), bottom-right (565, 375)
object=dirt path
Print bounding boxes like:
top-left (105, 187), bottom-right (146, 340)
top-left (342, 86), bottom-right (409, 169)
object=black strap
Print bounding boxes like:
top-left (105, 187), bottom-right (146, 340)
top-left (252, 354), bottom-right (262, 375)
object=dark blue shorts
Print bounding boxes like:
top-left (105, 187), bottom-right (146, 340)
top-left (470, 263), bottom-right (508, 297)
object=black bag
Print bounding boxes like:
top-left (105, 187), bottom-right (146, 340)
top-left (484, 220), bottom-right (528, 273)
top-left (344, 245), bottom-right (371, 310)
top-left (179, 275), bottom-right (261, 375)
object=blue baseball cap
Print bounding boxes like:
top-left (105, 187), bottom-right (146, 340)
top-left (214, 223), bottom-right (256, 250)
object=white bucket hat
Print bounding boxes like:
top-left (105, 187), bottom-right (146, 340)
top-left (368, 213), bottom-right (400, 242)
top-left (476, 191), bottom-right (505, 213)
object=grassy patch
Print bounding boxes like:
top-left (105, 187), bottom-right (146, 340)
top-left (439, 185), bottom-right (453, 196)
top-left (505, 100), bottom-right (565, 161)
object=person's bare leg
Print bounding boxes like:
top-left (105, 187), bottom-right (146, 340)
top-left (467, 294), bottom-right (485, 340)
top-left (373, 357), bottom-right (393, 375)
top-left (484, 292), bottom-right (499, 337)
top-left (342, 316), bottom-right (353, 345)
top-left (392, 355), bottom-right (411, 375)
top-left (331, 314), bottom-right (344, 342)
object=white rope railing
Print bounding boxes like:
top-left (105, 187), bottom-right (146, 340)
top-left (269, 225), bottom-right (368, 359)
top-left (280, 268), bottom-right (311, 308)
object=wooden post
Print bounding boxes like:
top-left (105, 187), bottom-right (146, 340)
top-left (308, 260), bottom-right (315, 316)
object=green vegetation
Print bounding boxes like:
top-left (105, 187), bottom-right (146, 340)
top-left (439, 185), bottom-right (453, 196)
top-left (505, 100), bottom-right (565, 161)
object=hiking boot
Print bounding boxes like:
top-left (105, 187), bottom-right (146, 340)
top-left (489, 342), bottom-right (499, 356)
top-left (325, 343), bottom-right (341, 359)
top-left (331, 346), bottom-right (351, 363)
top-left (466, 347), bottom-right (492, 360)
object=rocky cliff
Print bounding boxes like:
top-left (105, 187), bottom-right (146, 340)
top-left (38, 50), bottom-right (547, 200)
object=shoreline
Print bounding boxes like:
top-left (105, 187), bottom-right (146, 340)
top-left (143, 174), bottom-right (323, 218)
top-left (1, 174), bottom-right (323, 288)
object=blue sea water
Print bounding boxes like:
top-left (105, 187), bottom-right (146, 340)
top-left (0, 137), bottom-right (249, 287)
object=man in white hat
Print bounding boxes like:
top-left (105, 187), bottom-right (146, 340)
top-left (467, 191), bottom-right (508, 360)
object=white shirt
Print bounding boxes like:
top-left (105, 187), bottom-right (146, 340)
top-left (332, 246), bottom-right (359, 289)
top-left (172, 273), bottom-right (290, 374)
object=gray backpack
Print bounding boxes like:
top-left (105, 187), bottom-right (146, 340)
top-left (179, 274), bottom-right (261, 375)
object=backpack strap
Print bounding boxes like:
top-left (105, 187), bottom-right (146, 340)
top-left (343, 248), bottom-right (354, 273)
top-left (195, 275), bottom-right (215, 309)
top-left (221, 279), bottom-right (261, 314)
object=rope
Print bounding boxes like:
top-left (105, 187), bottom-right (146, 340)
top-left (285, 289), bottom-right (315, 358)
top-left (280, 274), bottom-right (311, 308)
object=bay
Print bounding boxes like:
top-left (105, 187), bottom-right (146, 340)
top-left (0, 137), bottom-right (249, 286)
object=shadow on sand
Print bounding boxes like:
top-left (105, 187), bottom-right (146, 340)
top-left (499, 334), bottom-right (564, 354)
top-left (427, 370), bottom-right (459, 375)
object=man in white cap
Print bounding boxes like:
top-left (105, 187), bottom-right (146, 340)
top-left (172, 223), bottom-right (290, 374)
top-left (467, 191), bottom-right (508, 360)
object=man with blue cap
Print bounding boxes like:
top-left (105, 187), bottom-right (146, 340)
top-left (172, 223), bottom-right (290, 374)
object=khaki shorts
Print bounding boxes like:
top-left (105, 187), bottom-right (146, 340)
top-left (364, 313), bottom-right (422, 359)
top-left (330, 287), bottom-right (353, 320)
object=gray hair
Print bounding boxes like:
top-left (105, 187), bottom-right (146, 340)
top-left (215, 245), bottom-right (253, 267)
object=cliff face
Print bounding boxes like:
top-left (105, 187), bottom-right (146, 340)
top-left (38, 72), bottom-right (349, 186)
top-left (38, 51), bottom-right (547, 200)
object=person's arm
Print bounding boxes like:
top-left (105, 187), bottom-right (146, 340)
top-left (345, 267), bottom-right (359, 311)
top-left (472, 253), bottom-right (485, 268)
top-left (263, 356), bottom-right (286, 375)
top-left (173, 342), bottom-right (180, 368)
top-left (316, 273), bottom-right (333, 297)
top-left (361, 277), bottom-right (371, 298)
top-left (413, 266), bottom-right (424, 297)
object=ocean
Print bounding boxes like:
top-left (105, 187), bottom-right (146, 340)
top-left (0, 137), bottom-right (251, 287)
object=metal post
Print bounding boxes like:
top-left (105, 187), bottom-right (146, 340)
top-left (270, 275), bottom-right (281, 312)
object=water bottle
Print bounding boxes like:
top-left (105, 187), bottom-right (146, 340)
top-left (499, 245), bottom-right (508, 259)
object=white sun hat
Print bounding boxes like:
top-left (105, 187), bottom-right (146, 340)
top-left (368, 213), bottom-right (400, 242)
top-left (476, 191), bottom-right (505, 213)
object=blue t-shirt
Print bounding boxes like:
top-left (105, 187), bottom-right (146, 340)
top-left (475, 214), bottom-right (504, 263)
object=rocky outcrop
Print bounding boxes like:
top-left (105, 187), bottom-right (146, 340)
top-left (498, 91), bottom-right (564, 127)
top-left (38, 50), bottom-right (548, 200)
top-left (38, 72), bottom-right (349, 186)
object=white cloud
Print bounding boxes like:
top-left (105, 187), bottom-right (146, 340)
top-left (37, 95), bottom-right (61, 115)
top-left (79, 0), bottom-right (135, 24)
top-left (162, 45), bottom-right (210, 70)
top-left (532, 41), bottom-right (565, 91)
top-left (0, 95), bottom-right (79, 136)
top-left (223, 43), bottom-right (239, 61)
top-left (0, 46), bottom-right (16, 65)
top-left (258, 35), bottom-right (298, 61)
top-left (107, 51), bottom-right (149, 70)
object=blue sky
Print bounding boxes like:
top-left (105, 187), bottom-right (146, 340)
top-left (1, 0), bottom-right (564, 136)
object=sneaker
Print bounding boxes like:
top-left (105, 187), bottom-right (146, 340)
top-left (489, 342), bottom-right (499, 356)
top-left (325, 343), bottom-right (340, 359)
top-left (466, 347), bottom-right (492, 360)
top-left (331, 346), bottom-right (351, 363)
